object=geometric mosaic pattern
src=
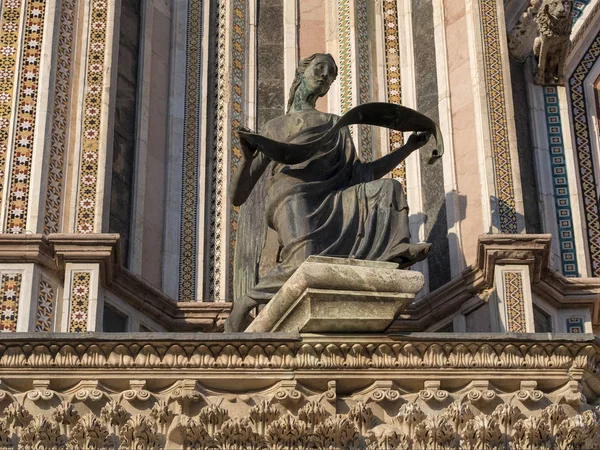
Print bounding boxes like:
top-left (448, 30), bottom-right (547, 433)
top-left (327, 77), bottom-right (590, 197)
top-left (0, 0), bottom-right (25, 220)
top-left (179, 0), bottom-right (202, 301)
top-left (338, 0), bottom-right (353, 115)
top-left (68, 272), bottom-right (91, 332)
top-left (568, 32), bottom-right (600, 276)
top-left (44, 0), bottom-right (75, 234)
top-left (543, 87), bottom-right (579, 277)
top-left (208, 0), bottom-right (227, 302)
top-left (5, 0), bottom-right (47, 234)
top-left (572, 0), bottom-right (591, 23)
top-left (35, 278), bottom-right (54, 332)
top-left (75, 0), bottom-right (109, 234)
top-left (566, 316), bottom-right (584, 333)
top-left (355, 0), bottom-right (373, 161)
top-left (504, 271), bottom-right (526, 333)
top-left (480, 0), bottom-right (518, 233)
top-left (227, 0), bottom-right (248, 300)
top-left (337, 0), bottom-right (373, 161)
top-left (382, 0), bottom-right (406, 185)
top-left (0, 273), bottom-right (21, 332)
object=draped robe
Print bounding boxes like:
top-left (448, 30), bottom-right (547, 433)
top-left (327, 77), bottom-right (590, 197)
top-left (240, 109), bottom-right (415, 303)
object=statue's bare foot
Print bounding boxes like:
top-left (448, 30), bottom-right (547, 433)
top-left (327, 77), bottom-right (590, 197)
top-left (224, 295), bottom-right (257, 332)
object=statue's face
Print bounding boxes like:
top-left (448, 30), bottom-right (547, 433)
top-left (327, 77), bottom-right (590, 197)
top-left (302, 55), bottom-right (336, 97)
top-left (546, 0), bottom-right (571, 19)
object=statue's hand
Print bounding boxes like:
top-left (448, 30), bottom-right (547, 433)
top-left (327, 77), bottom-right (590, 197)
top-left (236, 126), bottom-right (258, 160)
top-left (406, 131), bottom-right (431, 150)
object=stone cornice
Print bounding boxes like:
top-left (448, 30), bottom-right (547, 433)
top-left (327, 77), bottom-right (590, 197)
top-left (1, 334), bottom-right (599, 449)
top-left (0, 234), bottom-right (231, 332)
top-left (1, 333), bottom-right (598, 393)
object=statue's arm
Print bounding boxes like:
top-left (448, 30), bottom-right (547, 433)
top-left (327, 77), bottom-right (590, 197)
top-left (365, 132), bottom-right (430, 180)
top-left (231, 140), bottom-right (270, 207)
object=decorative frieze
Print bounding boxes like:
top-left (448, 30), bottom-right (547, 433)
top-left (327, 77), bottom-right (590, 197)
top-left (569, 32), bottom-right (600, 276)
top-left (0, 335), bottom-right (599, 448)
top-left (0, 273), bottom-right (21, 332)
top-left (34, 278), bottom-right (54, 332)
top-left (542, 87), bottom-right (579, 277)
top-left (178, 0), bottom-right (202, 301)
top-left (503, 271), bottom-right (527, 332)
top-left (0, 0), bottom-right (25, 220)
top-left (5, 0), bottom-right (47, 234)
top-left (382, 0), bottom-right (405, 185)
top-left (74, 0), bottom-right (109, 234)
top-left (67, 271), bottom-right (91, 332)
top-left (480, 0), bottom-right (518, 233)
top-left (44, 0), bottom-right (76, 234)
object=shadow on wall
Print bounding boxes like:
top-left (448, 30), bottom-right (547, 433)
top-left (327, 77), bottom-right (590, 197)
top-left (489, 195), bottom-right (526, 234)
top-left (409, 190), bottom-right (468, 278)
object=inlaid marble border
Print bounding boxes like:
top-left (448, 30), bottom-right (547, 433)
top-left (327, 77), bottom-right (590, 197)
top-left (543, 87), bottom-right (579, 277)
top-left (178, 0), bottom-right (203, 301)
top-left (208, 0), bottom-right (227, 301)
top-left (356, 0), bottom-right (373, 161)
top-left (568, 32), bottom-right (600, 276)
top-left (566, 316), bottom-right (584, 333)
top-left (572, 0), bottom-right (591, 23)
top-left (227, 0), bottom-right (248, 299)
top-left (0, 272), bottom-right (22, 332)
top-left (44, 0), bottom-right (75, 234)
top-left (35, 278), bottom-right (54, 332)
top-left (382, 0), bottom-right (405, 184)
top-left (337, 0), bottom-right (353, 114)
top-left (4, 0), bottom-right (48, 234)
top-left (68, 271), bottom-right (91, 332)
top-left (479, 0), bottom-right (517, 233)
top-left (0, 0), bottom-right (25, 221)
top-left (503, 271), bottom-right (526, 333)
top-left (74, 0), bottom-right (109, 234)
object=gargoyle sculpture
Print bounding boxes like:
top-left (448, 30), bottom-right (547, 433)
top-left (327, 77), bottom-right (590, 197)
top-left (508, 0), bottom-right (573, 85)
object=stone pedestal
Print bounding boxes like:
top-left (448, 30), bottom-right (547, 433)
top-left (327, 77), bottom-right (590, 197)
top-left (246, 256), bottom-right (424, 333)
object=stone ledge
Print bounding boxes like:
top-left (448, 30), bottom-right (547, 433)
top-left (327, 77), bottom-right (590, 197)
top-left (247, 256), bottom-right (424, 333)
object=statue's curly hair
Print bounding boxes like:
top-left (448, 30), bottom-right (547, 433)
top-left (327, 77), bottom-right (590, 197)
top-left (286, 53), bottom-right (338, 113)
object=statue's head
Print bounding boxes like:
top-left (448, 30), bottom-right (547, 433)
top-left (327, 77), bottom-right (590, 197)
top-left (543, 0), bottom-right (571, 20)
top-left (287, 53), bottom-right (338, 113)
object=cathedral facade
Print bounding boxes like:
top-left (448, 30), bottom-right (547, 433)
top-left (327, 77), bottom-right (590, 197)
top-left (0, 0), bottom-right (599, 448)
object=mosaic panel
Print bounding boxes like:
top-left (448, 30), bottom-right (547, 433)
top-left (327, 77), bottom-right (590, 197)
top-left (566, 316), bottom-right (584, 333)
top-left (480, 0), bottom-right (517, 233)
top-left (542, 87), bottom-right (578, 277)
top-left (382, 0), bottom-right (405, 186)
top-left (35, 278), bottom-right (54, 332)
top-left (68, 271), bottom-right (91, 332)
top-left (44, 0), bottom-right (75, 234)
top-left (595, 74), bottom-right (600, 130)
top-left (504, 271), bottom-right (526, 333)
top-left (208, 0), bottom-right (227, 301)
top-left (74, 0), bottom-right (109, 234)
top-left (0, 273), bottom-right (21, 332)
top-left (228, 0), bottom-right (247, 299)
top-left (5, 0), bottom-right (47, 233)
top-left (568, 32), bottom-right (600, 276)
top-left (355, 0), bottom-right (373, 161)
top-left (178, 0), bottom-right (202, 301)
top-left (0, 0), bottom-right (25, 216)
top-left (572, 0), bottom-right (591, 23)
top-left (337, 0), bottom-right (353, 114)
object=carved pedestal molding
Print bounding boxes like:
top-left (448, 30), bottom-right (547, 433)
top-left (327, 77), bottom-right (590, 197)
top-left (0, 333), bottom-right (599, 448)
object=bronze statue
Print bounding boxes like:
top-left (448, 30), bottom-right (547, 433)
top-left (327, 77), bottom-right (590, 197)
top-left (225, 53), bottom-right (443, 332)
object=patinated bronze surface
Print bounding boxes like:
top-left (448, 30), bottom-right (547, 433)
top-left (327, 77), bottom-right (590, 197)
top-left (225, 53), bottom-right (443, 332)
